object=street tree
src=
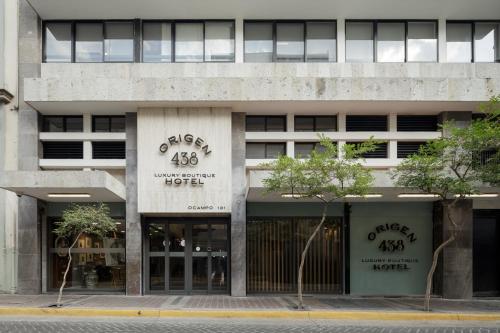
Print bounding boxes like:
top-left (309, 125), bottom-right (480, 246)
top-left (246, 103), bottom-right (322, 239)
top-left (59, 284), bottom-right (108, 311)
top-left (392, 96), bottom-right (499, 311)
top-left (262, 136), bottom-right (378, 309)
top-left (53, 203), bottom-right (116, 307)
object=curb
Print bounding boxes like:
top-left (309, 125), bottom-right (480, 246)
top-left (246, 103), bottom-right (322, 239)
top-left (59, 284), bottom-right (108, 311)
top-left (0, 307), bottom-right (499, 321)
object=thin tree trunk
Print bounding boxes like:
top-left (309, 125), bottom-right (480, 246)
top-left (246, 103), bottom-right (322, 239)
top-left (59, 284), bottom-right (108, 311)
top-left (56, 232), bottom-right (82, 307)
top-left (423, 201), bottom-right (459, 311)
top-left (297, 204), bottom-right (328, 310)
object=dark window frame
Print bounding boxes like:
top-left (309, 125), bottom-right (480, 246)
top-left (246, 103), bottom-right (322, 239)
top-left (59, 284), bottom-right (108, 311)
top-left (446, 20), bottom-right (500, 63)
top-left (294, 115), bottom-right (337, 132)
top-left (141, 19), bottom-right (235, 63)
top-left (42, 115), bottom-right (84, 132)
top-left (92, 115), bottom-right (126, 132)
top-left (345, 19), bottom-right (439, 63)
top-left (244, 19), bottom-right (338, 63)
top-left (245, 115), bottom-right (287, 132)
top-left (42, 141), bottom-right (84, 159)
top-left (92, 141), bottom-right (126, 159)
top-left (246, 142), bottom-right (287, 159)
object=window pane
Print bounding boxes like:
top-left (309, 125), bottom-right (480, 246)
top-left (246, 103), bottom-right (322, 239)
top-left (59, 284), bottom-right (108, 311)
top-left (65, 117), bottom-right (83, 132)
top-left (276, 23), bottom-right (304, 62)
top-left (407, 22), bottom-right (437, 62)
top-left (45, 23), bottom-right (72, 62)
top-left (447, 23), bottom-right (472, 62)
top-left (295, 117), bottom-right (314, 131)
top-left (246, 143), bottom-right (266, 159)
top-left (110, 117), bottom-right (126, 132)
top-left (266, 143), bottom-right (286, 158)
top-left (244, 22), bottom-right (273, 62)
top-left (315, 116), bottom-right (337, 131)
top-left (377, 22), bottom-right (405, 62)
top-left (346, 22), bottom-right (373, 62)
top-left (43, 117), bottom-right (64, 132)
top-left (246, 116), bottom-right (266, 132)
top-left (93, 117), bottom-right (110, 132)
top-left (205, 22), bottom-right (234, 62)
top-left (104, 22), bottom-right (134, 62)
top-left (143, 22), bottom-right (172, 63)
top-left (306, 22), bottom-right (336, 62)
top-left (76, 23), bottom-right (103, 62)
top-left (295, 143), bottom-right (316, 158)
top-left (175, 23), bottom-right (203, 62)
top-left (266, 117), bottom-right (286, 132)
top-left (475, 22), bottom-right (499, 63)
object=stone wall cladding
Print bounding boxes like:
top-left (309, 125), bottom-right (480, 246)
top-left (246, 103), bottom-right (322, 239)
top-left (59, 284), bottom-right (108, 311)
top-left (26, 63), bottom-right (500, 103)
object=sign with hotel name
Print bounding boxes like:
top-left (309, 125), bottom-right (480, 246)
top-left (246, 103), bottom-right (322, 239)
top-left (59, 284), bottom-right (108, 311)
top-left (137, 109), bottom-right (231, 214)
top-left (361, 222), bottom-right (419, 272)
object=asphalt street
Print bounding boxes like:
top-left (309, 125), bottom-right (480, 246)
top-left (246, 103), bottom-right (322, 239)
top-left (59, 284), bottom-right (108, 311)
top-left (0, 317), bottom-right (499, 333)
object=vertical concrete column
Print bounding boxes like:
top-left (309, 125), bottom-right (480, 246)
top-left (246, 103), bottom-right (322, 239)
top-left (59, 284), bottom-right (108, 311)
top-left (126, 113), bottom-right (142, 295)
top-left (388, 113), bottom-right (398, 161)
top-left (434, 200), bottom-right (473, 299)
top-left (231, 112), bottom-right (246, 296)
top-left (235, 18), bottom-right (244, 63)
top-left (16, 0), bottom-right (41, 294)
top-left (286, 113), bottom-right (294, 158)
top-left (337, 113), bottom-right (346, 159)
top-left (438, 18), bottom-right (447, 63)
top-left (337, 19), bottom-right (346, 63)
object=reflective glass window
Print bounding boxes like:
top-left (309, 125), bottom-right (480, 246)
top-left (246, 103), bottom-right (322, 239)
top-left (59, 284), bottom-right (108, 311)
top-left (407, 22), bottom-right (437, 62)
top-left (244, 22), bottom-right (273, 62)
top-left (475, 22), bottom-right (500, 62)
top-left (104, 22), bottom-right (134, 62)
top-left (205, 22), bottom-right (235, 62)
top-left (143, 22), bottom-right (172, 63)
top-left (377, 22), bottom-right (405, 62)
top-left (447, 23), bottom-right (472, 62)
top-left (45, 23), bottom-right (72, 62)
top-left (75, 23), bottom-right (103, 62)
top-left (175, 23), bottom-right (204, 62)
top-left (276, 23), bottom-right (304, 62)
top-left (306, 22), bottom-right (336, 62)
top-left (346, 22), bottom-right (374, 62)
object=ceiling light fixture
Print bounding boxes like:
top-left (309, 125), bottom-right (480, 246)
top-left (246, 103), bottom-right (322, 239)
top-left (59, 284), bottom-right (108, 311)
top-left (398, 194), bottom-right (439, 198)
top-left (345, 194), bottom-right (383, 198)
top-left (456, 193), bottom-right (498, 198)
top-left (47, 193), bottom-right (91, 198)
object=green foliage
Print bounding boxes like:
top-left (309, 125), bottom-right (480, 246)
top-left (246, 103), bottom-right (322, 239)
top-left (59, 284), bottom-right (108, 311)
top-left (261, 136), bottom-right (378, 202)
top-left (54, 203), bottom-right (117, 240)
top-left (393, 95), bottom-right (500, 198)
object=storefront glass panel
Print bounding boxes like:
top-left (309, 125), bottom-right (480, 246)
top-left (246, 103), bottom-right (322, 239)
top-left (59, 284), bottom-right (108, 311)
top-left (247, 217), bottom-right (342, 293)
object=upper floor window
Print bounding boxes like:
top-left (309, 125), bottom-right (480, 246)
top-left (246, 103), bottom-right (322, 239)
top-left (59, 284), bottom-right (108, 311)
top-left (92, 116), bottom-right (126, 132)
top-left (44, 22), bottom-right (72, 62)
top-left (246, 116), bottom-right (286, 132)
top-left (143, 20), bottom-right (234, 63)
top-left (346, 20), bottom-right (437, 63)
top-left (246, 142), bottom-right (286, 159)
top-left (294, 116), bottom-right (337, 132)
top-left (244, 21), bottom-right (336, 63)
top-left (447, 21), bottom-right (500, 63)
top-left (42, 116), bottom-right (83, 132)
top-left (397, 115), bottom-right (438, 132)
top-left (346, 115), bottom-right (388, 131)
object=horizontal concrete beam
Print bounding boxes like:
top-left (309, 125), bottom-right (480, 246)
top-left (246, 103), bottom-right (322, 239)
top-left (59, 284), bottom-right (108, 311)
top-left (39, 132), bottom-right (126, 141)
top-left (0, 170), bottom-right (126, 202)
top-left (246, 131), bottom-right (441, 141)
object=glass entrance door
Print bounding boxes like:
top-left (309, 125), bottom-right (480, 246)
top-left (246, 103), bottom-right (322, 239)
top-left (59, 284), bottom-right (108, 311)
top-left (145, 219), bottom-right (229, 294)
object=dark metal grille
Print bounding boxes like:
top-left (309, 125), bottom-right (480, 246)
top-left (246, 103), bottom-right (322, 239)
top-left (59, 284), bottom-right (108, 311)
top-left (92, 142), bottom-right (126, 159)
top-left (346, 115), bottom-right (387, 131)
top-left (397, 115), bottom-right (438, 131)
top-left (347, 142), bottom-right (388, 158)
top-left (397, 142), bottom-right (426, 158)
top-left (42, 142), bottom-right (83, 159)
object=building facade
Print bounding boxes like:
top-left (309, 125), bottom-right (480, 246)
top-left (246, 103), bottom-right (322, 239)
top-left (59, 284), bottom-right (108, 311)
top-left (0, 0), bottom-right (499, 298)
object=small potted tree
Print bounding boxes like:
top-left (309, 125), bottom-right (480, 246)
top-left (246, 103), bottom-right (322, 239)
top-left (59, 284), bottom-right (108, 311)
top-left (53, 203), bottom-right (117, 307)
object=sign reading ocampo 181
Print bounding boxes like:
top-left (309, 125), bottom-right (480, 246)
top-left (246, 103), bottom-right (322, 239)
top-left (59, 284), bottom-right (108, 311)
top-left (156, 133), bottom-right (214, 186)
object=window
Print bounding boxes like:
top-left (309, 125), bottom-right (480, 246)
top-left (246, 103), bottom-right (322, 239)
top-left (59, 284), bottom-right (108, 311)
top-left (294, 116), bottom-right (337, 132)
top-left (143, 22), bottom-right (172, 63)
top-left (475, 22), bottom-right (500, 62)
top-left (92, 116), bottom-right (126, 132)
top-left (246, 116), bottom-right (286, 132)
top-left (347, 142), bottom-right (388, 158)
top-left (377, 22), bottom-right (405, 62)
top-left (244, 20), bottom-right (337, 63)
top-left (397, 115), bottom-right (438, 131)
top-left (42, 142), bottom-right (84, 159)
top-left (246, 143), bottom-right (286, 159)
top-left (75, 23), bottom-right (104, 62)
top-left (244, 22), bottom-right (273, 62)
top-left (276, 23), bottom-right (305, 62)
top-left (447, 23), bottom-right (472, 62)
top-left (306, 22), bottom-right (336, 62)
top-left (175, 23), bottom-right (204, 62)
top-left (92, 142), bottom-right (126, 159)
top-left (346, 22), bottom-right (374, 63)
top-left (397, 142), bottom-right (426, 158)
top-left (42, 116), bottom-right (83, 132)
top-left (346, 20), bottom-right (437, 63)
top-left (346, 115), bottom-right (387, 131)
top-left (44, 23), bottom-right (72, 62)
top-left (104, 22), bottom-right (134, 62)
top-left (294, 142), bottom-right (330, 158)
top-left (205, 21), bottom-right (235, 62)
top-left (407, 22), bottom-right (438, 62)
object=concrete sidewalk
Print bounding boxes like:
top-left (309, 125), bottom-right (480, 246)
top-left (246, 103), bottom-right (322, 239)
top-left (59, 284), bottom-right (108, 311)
top-left (0, 294), bottom-right (499, 320)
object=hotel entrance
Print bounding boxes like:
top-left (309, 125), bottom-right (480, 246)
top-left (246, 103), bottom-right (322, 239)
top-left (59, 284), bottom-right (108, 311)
top-left (144, 218), bottom-right (229, 294)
